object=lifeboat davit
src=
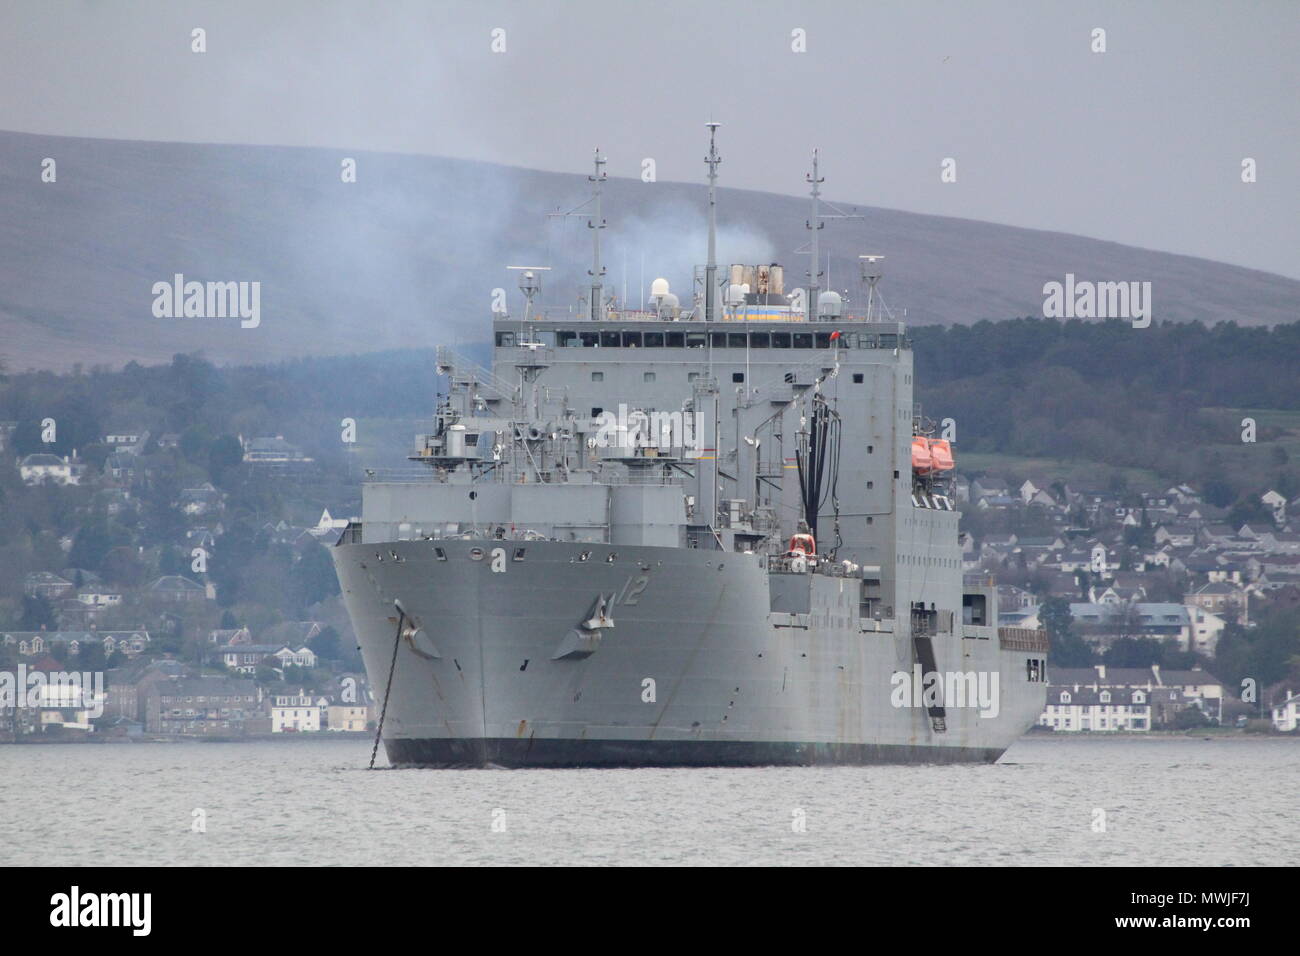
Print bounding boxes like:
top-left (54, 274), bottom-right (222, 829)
top-left (928, 438), bottom-right (955, 472)
top-left (787, 533), bottom-right (816, 557)
top-left (911, 436), bottom-right (933, 474)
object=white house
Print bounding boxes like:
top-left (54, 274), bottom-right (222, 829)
top-left (310, 509), bottom-right (351, 537)
top-left (1272, 691), bottom-right (1300, 732)
top-left (19, 453), bottom-right (78, 486)
top-left (270, 689), bottom-right (325, 732)
top-left (272, 645), bottom-right (318, 669)
top-left (1186, 607), bottom-right (1226, 656)
top-left (1261, 490), bottom-right (1287, 525)
top-left (1039, 685), bottom-right (1151, 733)
top-left (74, 588), bottom-right (123, 608)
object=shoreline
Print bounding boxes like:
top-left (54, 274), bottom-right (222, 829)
top-left (0, 731), bottom-right (374, 745)
top-left (2, 730), bottom-right (1295, 746)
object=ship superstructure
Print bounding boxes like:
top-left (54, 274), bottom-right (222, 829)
top-left (332, 128), bottom-right (1048, 767)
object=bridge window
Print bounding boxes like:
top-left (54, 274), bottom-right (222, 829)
top-left (579, 331), bottom-right (600, 347)
top-left (815, 332), bottom-right (832, 348)
top-left (710, 332), bottom-right (727, 348)
top-left (644, 331), bottom-right (665, 347)
top-left (556, 330), bottom-right (578, 348)
top-left (686, 332), bottom-right (707, 348)
top-left (772, 332), bottom-right (791, 348)
top-left (749, 332), bottom-right (769, 348)
top-left (728, 333), bottom-right (747, 348)
top-left (962, 593), bottom-right (988, 626)
top-left (495, 331), bottom-right (515, 347)
top-left (622, 331), bottom-right (642, 347)
top-left (793, 332), bottom-right (813, 348)
top-left (601, 331), bottom-right (621, 348)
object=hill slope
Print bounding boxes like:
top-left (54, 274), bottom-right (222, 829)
top-left (3, 130), bottom-right (1298, 370)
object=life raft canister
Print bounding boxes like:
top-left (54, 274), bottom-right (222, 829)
top-left (788, 533), bottom-right (816, 556)
top-left (928, 438), bottom-right (955, 472)
top-left (911, 435), bottom-right (933, 474)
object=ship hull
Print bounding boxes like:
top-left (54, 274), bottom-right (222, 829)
top-left (333, 538), bottom-right (1045, 769)
top-left (384, 737), bottom-right (1004, 768)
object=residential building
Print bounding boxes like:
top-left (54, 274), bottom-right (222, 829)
top-left (1045, 664), bottom-right (1224, 725)
top-left (1272, 691), bottom-right (1300, 732)
top-left (1184, 582), bottom-right (1248, 625)
top-left (143, 678), bottom-right (260, 735)
top-left (18, 453), bottom-right (79, 486)
top-left (326, 698), bottom-right (371, 731)
top-left (1039, 684), bottom-right (1151, 732)
top-left (270, 689), bottom-right (324, 732)
top-left (147, 575), bottom-right (208, 603)
top-left (23, 571), bottom-right (74, 601)
top-left (242, 435), bottom-right (313, 465)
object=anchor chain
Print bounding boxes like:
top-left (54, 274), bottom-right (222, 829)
top-left (369, 605), bottom-right (405, 770)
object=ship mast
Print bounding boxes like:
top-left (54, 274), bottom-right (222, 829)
top-left (588, 149), bottom-right (607, 321)
top-left (806, 149), bottom-right (824, 320)
top-left (802, 150), bottom-right (862, 320)
top-left (704, 122), bottom-right (721, 324)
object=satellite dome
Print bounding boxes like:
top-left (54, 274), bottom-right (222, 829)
top-left (817, 290), bottom-right (843, 317)
top-left (650, 277), bottom-right (670, 297)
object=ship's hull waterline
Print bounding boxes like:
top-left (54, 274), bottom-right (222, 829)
top-left (334, 539), bottom-right (1047, 769)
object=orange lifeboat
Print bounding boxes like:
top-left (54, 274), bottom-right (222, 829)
top-left (928, 438), bottom-right (955, 472)
top-left (787, 533), bottom-right (816, 557)
top-left (911, 436), bottom-right (933, 474)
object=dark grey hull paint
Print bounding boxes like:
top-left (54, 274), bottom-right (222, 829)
top-left (386, 736), bottom-right (1005, 768)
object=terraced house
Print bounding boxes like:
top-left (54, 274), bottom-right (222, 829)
top-left (143, 677), bottom-right (260, 735)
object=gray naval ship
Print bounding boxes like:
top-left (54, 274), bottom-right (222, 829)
top-left (333, 126), bottom-right (1049, 767)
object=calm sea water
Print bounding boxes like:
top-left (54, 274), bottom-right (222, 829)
top-left (1, 736), bottom-right (1294, 866)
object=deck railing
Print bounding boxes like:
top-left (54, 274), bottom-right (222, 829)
top-left (998, 627), bottom-right (1051, 652)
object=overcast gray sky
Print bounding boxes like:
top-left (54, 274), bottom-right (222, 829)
top-left (3, 0), bottom-right (1297, 278)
